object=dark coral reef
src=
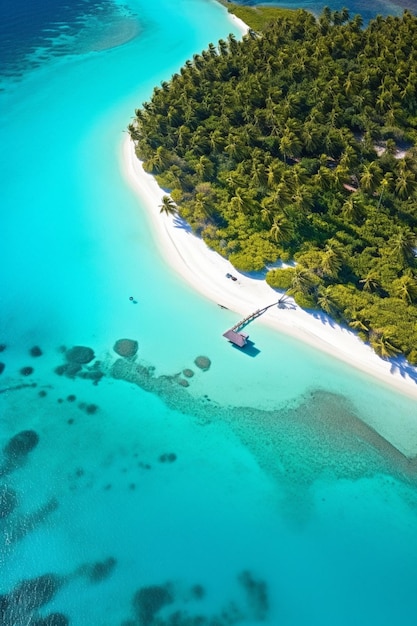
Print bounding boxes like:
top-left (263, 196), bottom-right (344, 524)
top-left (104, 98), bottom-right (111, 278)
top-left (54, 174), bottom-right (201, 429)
top-left (114, 338), bottom-right (139, 358)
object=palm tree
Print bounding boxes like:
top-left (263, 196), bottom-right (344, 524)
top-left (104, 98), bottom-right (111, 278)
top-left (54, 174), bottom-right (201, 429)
top-left (279, 129), bottom-right (302, 163)
top-left (260, 205), bottom-right (273, 226)
top-left (341, 6), bottom-right (350, 22)
top-left (292, 185), bottom-right (313, 212)
top-left (389, 227), bottom-right (417, 265)
top-left (266, 161), bottom-right (283, 189)
top-left (159, 195), bottom-right (177, 216)
top-left (227, 33), bottom-right (239, 54)
top-left (209, 129), bottom-right (224, 153)
top-left (251, 161), bottom-right (268, 190)
top-left (195, 156), bottom-right (214, 181)
top-left (360, 161), bottom-right (382, 194)
top-left (392, 274), bottom-right (417, 303)
top-left (377, 173), bottom-right (392, 209)
top-left (127, 122), bottom-right (141, 141)
top-left (272, 183), bottom-right (292, 212)
top-left (348, 310), bottom-right (370, 333)
top-left (230, 190), bottom-right (254, 214)
top-left (332, 165), bottom-right (350, 190)
top-left (218, 39), bottom-right (228, 56)
top-left (317, 286), bottom-right (338, 315)
top-left (269, 215), bottom-right (293, 243)
top-left (359, 272), bottom-right (380, 293)
top-left (302, 124), bottom-right (322, 154)
top-left (314, 166), bottom-right (333, 190)
top-left (208, 42), bottom-right (217, 57)
top-left (321, 247), bottom-right (342, 278)
top-left (288, 266), bottom-right (315, 296)
top-left (395, 170), bottom-right (416, 199)
top-left (338, 146), bottom-right (358, 171)
top-left (369, 330), bottom-right (401, 359)
top-left (147, 146), bottom-right (171, 173)
top-left (341, 193), bottom-right (365, 223)
top-left (225, 134), bottom-right (245, 161)
top-left (176, 124), bottom-right (191, 149)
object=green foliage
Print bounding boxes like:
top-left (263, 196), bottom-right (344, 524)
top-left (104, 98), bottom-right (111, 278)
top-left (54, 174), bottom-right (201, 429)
top-left (266, 267), bottom-right (295, 290)
top-left (131, 8), bottom-right (417, 361)
top-left (293, 292), bottom-right (318, 309)
top-left (407, 349), bottom-right (417, 365)
top-left (229, 233), bottom-right (279, 271)
top-left (224, 4), bottom-right (296, 31)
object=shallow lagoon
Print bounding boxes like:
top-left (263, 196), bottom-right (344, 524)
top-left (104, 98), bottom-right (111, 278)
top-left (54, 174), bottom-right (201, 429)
top-left (1, 0), bottom-right (417, 624)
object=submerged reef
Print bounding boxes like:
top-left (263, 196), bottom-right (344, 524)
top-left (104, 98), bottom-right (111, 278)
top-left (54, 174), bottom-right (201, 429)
top-left (238, 570), bottom-right (268, 621)
top-left (78, 556), bottom-right (117, 583)
top-left (158, 453), bottom-right (177, 464)
top-left (54, 347), bottom-right (104, 384)
top-left (1, 429), bottom-right (39, 476)
top-left (48, 338), bottom-right (417, 490)
top-left (2, 497), bottom-right (59, 545)
top-left (0, 485), bottom-right (17, 518)
top-left (0, 383), bottom-right (37, 395)
top-left (65, 345), bottom-right (95, 364)
top-left (53, 344), bottom-right (104, 384)
top-left (20, 366), bottom-right (34, 376)
top-left (114, 338), bottom-right (139, 358)
top-left (189, 584), bottom-right (205, 600)
top-left (108, 356), bottom-right (417, 494)
top-left (194, 356), bottom-right (211, 372)
top-left (32, 614), bottom-right (69, 626)
top-left (133, 584), bottom-right (173, 626)
top-left (55, 362), bottom-right (82, 378)
top-left (30, 346), bottom-right (43, 357)
top-left (78, 402), bottom-right (99, 415)
top-left (3, 429), bottom-right (39, 458)
top-left (1, 573), bottom-right (64, 625)
top-left (124, 572), bottom-right (268, 625)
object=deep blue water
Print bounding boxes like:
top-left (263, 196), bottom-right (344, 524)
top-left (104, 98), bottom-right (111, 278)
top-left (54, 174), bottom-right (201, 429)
top-left (1, 1), bottom-right (417, 625)
top-left (0, 0), bottom-right (139, 79)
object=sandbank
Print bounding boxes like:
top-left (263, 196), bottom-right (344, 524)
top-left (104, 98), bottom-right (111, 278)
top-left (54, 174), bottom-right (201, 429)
top-left (121, 136), bottom-right (417, 404)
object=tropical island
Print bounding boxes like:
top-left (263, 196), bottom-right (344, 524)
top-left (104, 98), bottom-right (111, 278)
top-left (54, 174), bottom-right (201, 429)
top-left (128, 7), bottom-right (417, 364)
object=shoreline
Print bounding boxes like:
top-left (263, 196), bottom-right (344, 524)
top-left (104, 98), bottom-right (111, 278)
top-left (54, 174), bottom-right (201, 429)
top-left (121, 136), bottom-right (417, 402)
top-left (214, 0), bottom-right (250, 36)
top-left (225, 13), bottom-right (249, 36)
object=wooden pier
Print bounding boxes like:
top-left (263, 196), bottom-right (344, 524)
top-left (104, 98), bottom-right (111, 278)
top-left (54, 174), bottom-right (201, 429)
top-left (223, 301), bottom-right (278, 347)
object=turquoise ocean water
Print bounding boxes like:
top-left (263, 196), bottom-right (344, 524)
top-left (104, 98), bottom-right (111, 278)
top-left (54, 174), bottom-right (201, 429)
top-left (1, 0), bottom-right (417, 624)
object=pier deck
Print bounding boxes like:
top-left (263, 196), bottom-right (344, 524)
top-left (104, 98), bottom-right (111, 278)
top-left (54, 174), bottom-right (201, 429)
top-left (223, 301), bottom-right (278, 347)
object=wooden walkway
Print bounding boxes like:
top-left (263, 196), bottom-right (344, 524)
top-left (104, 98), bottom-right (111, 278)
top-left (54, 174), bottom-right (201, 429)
top-left (223, 301), bottom-right (279, 347)
top-left (230, 301), bottom-right (279, 332)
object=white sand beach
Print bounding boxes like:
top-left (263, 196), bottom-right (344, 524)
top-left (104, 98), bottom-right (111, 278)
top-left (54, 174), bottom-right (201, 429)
top-left (121, 136), bottom-right (417, 402)
top-left (227, 12), bottom-right (250, 36)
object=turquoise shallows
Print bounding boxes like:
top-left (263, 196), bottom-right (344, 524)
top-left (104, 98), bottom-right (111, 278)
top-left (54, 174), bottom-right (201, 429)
top-left (1, 1), bottom-right (417, 625)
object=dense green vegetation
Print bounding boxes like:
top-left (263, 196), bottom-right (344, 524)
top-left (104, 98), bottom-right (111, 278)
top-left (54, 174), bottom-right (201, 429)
top-left (129, 9), bottom-right (417, 362)
top-left (218, 1), bottom-right (296, 30)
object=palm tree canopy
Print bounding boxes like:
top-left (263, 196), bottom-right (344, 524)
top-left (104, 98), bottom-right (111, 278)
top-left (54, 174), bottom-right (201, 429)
top-left (133, 8), bottom-right (417, 362)
top-left (159, 195), bottom-right (177, 216)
